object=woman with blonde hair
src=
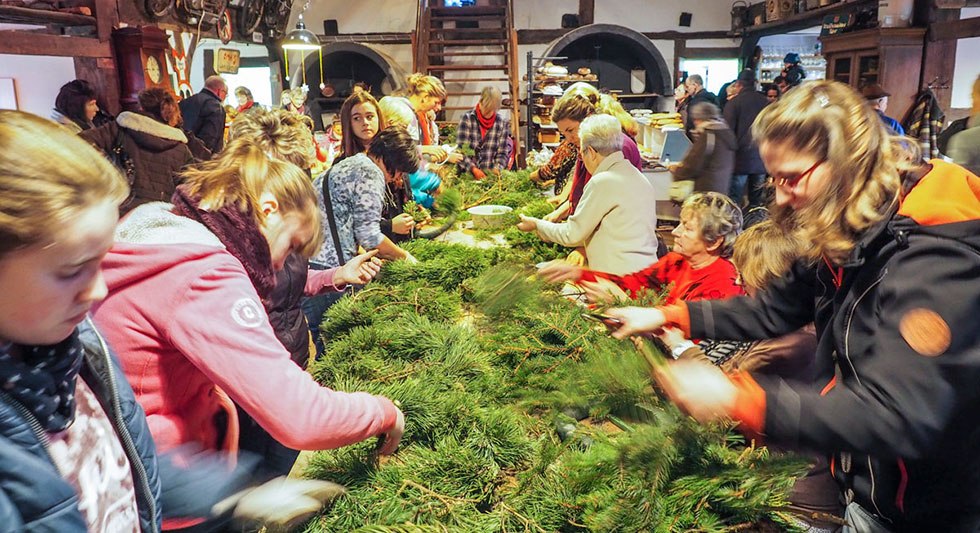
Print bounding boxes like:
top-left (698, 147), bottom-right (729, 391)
top-left (402, 73), bottom-right (459, 164)
top-left (0, 110), bottom-right (290, 532)
top-left (0, 109), bottom-right (162, 531)
top-left (544, 88), bottom-right (643, 222)
top-left (606, 80), bottom-right (980, 530)
top-left (455, 86), bottom-right (511, 179)
top-left (380, 95), bottom-right (445, 210)
top-left (91, 137), bottom-right (404, 468)
top-left (227, 107), bottom-right (385, 482)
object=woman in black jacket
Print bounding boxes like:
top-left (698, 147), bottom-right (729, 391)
top-left (606, 81), bottom-right (980, 531)
top-left (82, 88), bottom-right (210, 212)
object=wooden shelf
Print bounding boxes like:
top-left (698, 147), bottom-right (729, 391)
top-left (613, 93), bottom-right (662, 99)
top-left (528, 75), bottom-right (597, 84)
top-left (739, 0), bottom-right (877, 37)
top-left (0, 4), bottom-right (95, 26)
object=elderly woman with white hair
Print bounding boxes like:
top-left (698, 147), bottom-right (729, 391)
top-left (669, 101), bottom-right (736, 196)
top-left (456, 86), bottom-right (511, 179)
top-left (539, 191), bottom-right (743, 304)
top-left (516, 114), bottom-right (659, 275)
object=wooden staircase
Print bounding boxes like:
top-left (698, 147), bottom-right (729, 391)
top-left (414, 1), bottom-right (521, 150)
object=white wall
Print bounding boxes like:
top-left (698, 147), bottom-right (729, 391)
top-left (191, 39), bottom-right (271, 92)
top-left (596, 0), bottom-right (730, 32)
top-left (292, 0), bottom-right (417, 33)
top-left (513, 0), bottom-right (578, 30)
top-left (0, 54), bottom-right (77, 118)
top-left (951, 8), bottom-right (980, 109)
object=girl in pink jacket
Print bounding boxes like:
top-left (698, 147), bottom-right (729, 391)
top-left (92, 139), bottom-right (404, 458)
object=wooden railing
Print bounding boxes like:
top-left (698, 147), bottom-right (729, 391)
top-left (505, 0), bottom-right (520, 153)
top-left (413, 0), bottom-right (430, 73)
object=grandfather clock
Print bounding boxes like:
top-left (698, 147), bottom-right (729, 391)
top-left (113, 26), bottom-right (172, 111)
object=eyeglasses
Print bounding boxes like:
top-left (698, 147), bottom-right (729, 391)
top-left (770, 159), bottom-right (824, 188)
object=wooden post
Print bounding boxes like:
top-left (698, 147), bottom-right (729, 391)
top-left (74, 56), bottom-right (121, 116)
top-left (921, 7), bottom-right (961, 112)
top-left (578, 0), bottom-right (594, 26)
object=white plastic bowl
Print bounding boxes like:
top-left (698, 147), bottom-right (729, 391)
top-left (467, 205), bottom-right (513, 229)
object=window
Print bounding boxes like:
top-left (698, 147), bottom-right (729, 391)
top-left (680, 59), bottom-right (740, 96)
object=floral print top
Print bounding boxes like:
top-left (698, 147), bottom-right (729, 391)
top-left (310, 153), bottom-right (386, 268)
top-left (536, 139), bottom-right (579, 193)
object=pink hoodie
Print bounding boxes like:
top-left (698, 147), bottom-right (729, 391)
top-left (92, 203), bottom-right (398, 454)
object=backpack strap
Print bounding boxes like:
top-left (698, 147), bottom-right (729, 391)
top-left (320, 170), bottom-right (348, 267)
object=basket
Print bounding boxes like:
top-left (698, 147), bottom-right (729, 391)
top-left (467, 205), bottom-right (513, 229)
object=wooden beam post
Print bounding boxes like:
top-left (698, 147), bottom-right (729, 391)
top-left (578, 0), bottom-right (594, 26)
top-left (74, 56), bottom-right (121, 115)
top-left (922, 8), bottom-right (961, 112)
top-left (92, 0), bottom-right (117, 42)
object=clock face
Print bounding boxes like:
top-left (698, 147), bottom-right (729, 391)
top-left (145, 55), bottom-right (162, 85)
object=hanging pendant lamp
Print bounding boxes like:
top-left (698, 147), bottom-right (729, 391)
top-left (281, 1), bottom-right (324, 88)
top-left (281, 14), bottom-right (320, 51)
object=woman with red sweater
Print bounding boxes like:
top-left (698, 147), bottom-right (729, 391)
top-left (540, 192), bottom-right (744, 304)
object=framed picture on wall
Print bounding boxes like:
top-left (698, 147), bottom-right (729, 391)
top-left (0, 78), bottom-right (17, 110)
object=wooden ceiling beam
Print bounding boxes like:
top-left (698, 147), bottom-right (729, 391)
top-left (928, 15), bottom-right (980, 40)
top-left (0, 30), bottom-right (110, 57)
top-left (934, 0), bottom-right (980, 8)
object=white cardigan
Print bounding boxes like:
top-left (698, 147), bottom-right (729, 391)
top-left (534, 151), bottom-right (659, 275)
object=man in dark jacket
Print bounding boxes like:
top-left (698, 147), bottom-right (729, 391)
top-left (723, 69), bottom-right (770, 210)
top-left (683, 74), bottom-right (718, 136)
top-left (179, 75), bottom-right (228, 154)
top-left (861, 83), bottom-right (905, 136)
top-left (670, 101), bottom-right (735, 196)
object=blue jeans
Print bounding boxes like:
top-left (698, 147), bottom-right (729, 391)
top-left (301, 265), bottom-right (349, 357)
top-left (728, 173), bottom-right (769, 211)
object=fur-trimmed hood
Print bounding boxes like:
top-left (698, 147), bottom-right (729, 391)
top-left (116, 111), bottom-right (188, 151)
top-left (116, 201), bottom-right (223, 249)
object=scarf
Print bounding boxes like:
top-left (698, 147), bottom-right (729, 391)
top-left (0, 330), bottom-right (84, 432)
top-left (416, 111), bottom-right (432, 145)
top-left (476, 104), bottom-right (496, 139)
top-left (236, 101), bottom-right (255, 113)
top-left (171, 185), bottom-right (277, 298)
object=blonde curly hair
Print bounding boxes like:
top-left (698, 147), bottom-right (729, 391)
top-left (228, 107), bottom-right (316, 169)
top-left (752, 80), bottom-right (908, 264)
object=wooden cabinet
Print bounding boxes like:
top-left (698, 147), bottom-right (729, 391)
top-left (112, 26), bottom-right (172, 112)
top-left (820, 28), bottom-right (925, 119)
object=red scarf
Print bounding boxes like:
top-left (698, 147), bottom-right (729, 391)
top-left (416, 111), bottom-right (432, 145)
top-left (476, 103), bottom-right (496, 139)
top-left (236, 101), bottom-right (255, 113)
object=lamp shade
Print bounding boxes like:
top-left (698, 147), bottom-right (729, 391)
top-left (282, 17), bottom-right (320, 51)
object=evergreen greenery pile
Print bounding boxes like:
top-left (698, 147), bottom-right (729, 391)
top-left (302, 235), bottom-right (812, 531)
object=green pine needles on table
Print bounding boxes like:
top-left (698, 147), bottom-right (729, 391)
top-left (298, 175), bottom-right (813, 531)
